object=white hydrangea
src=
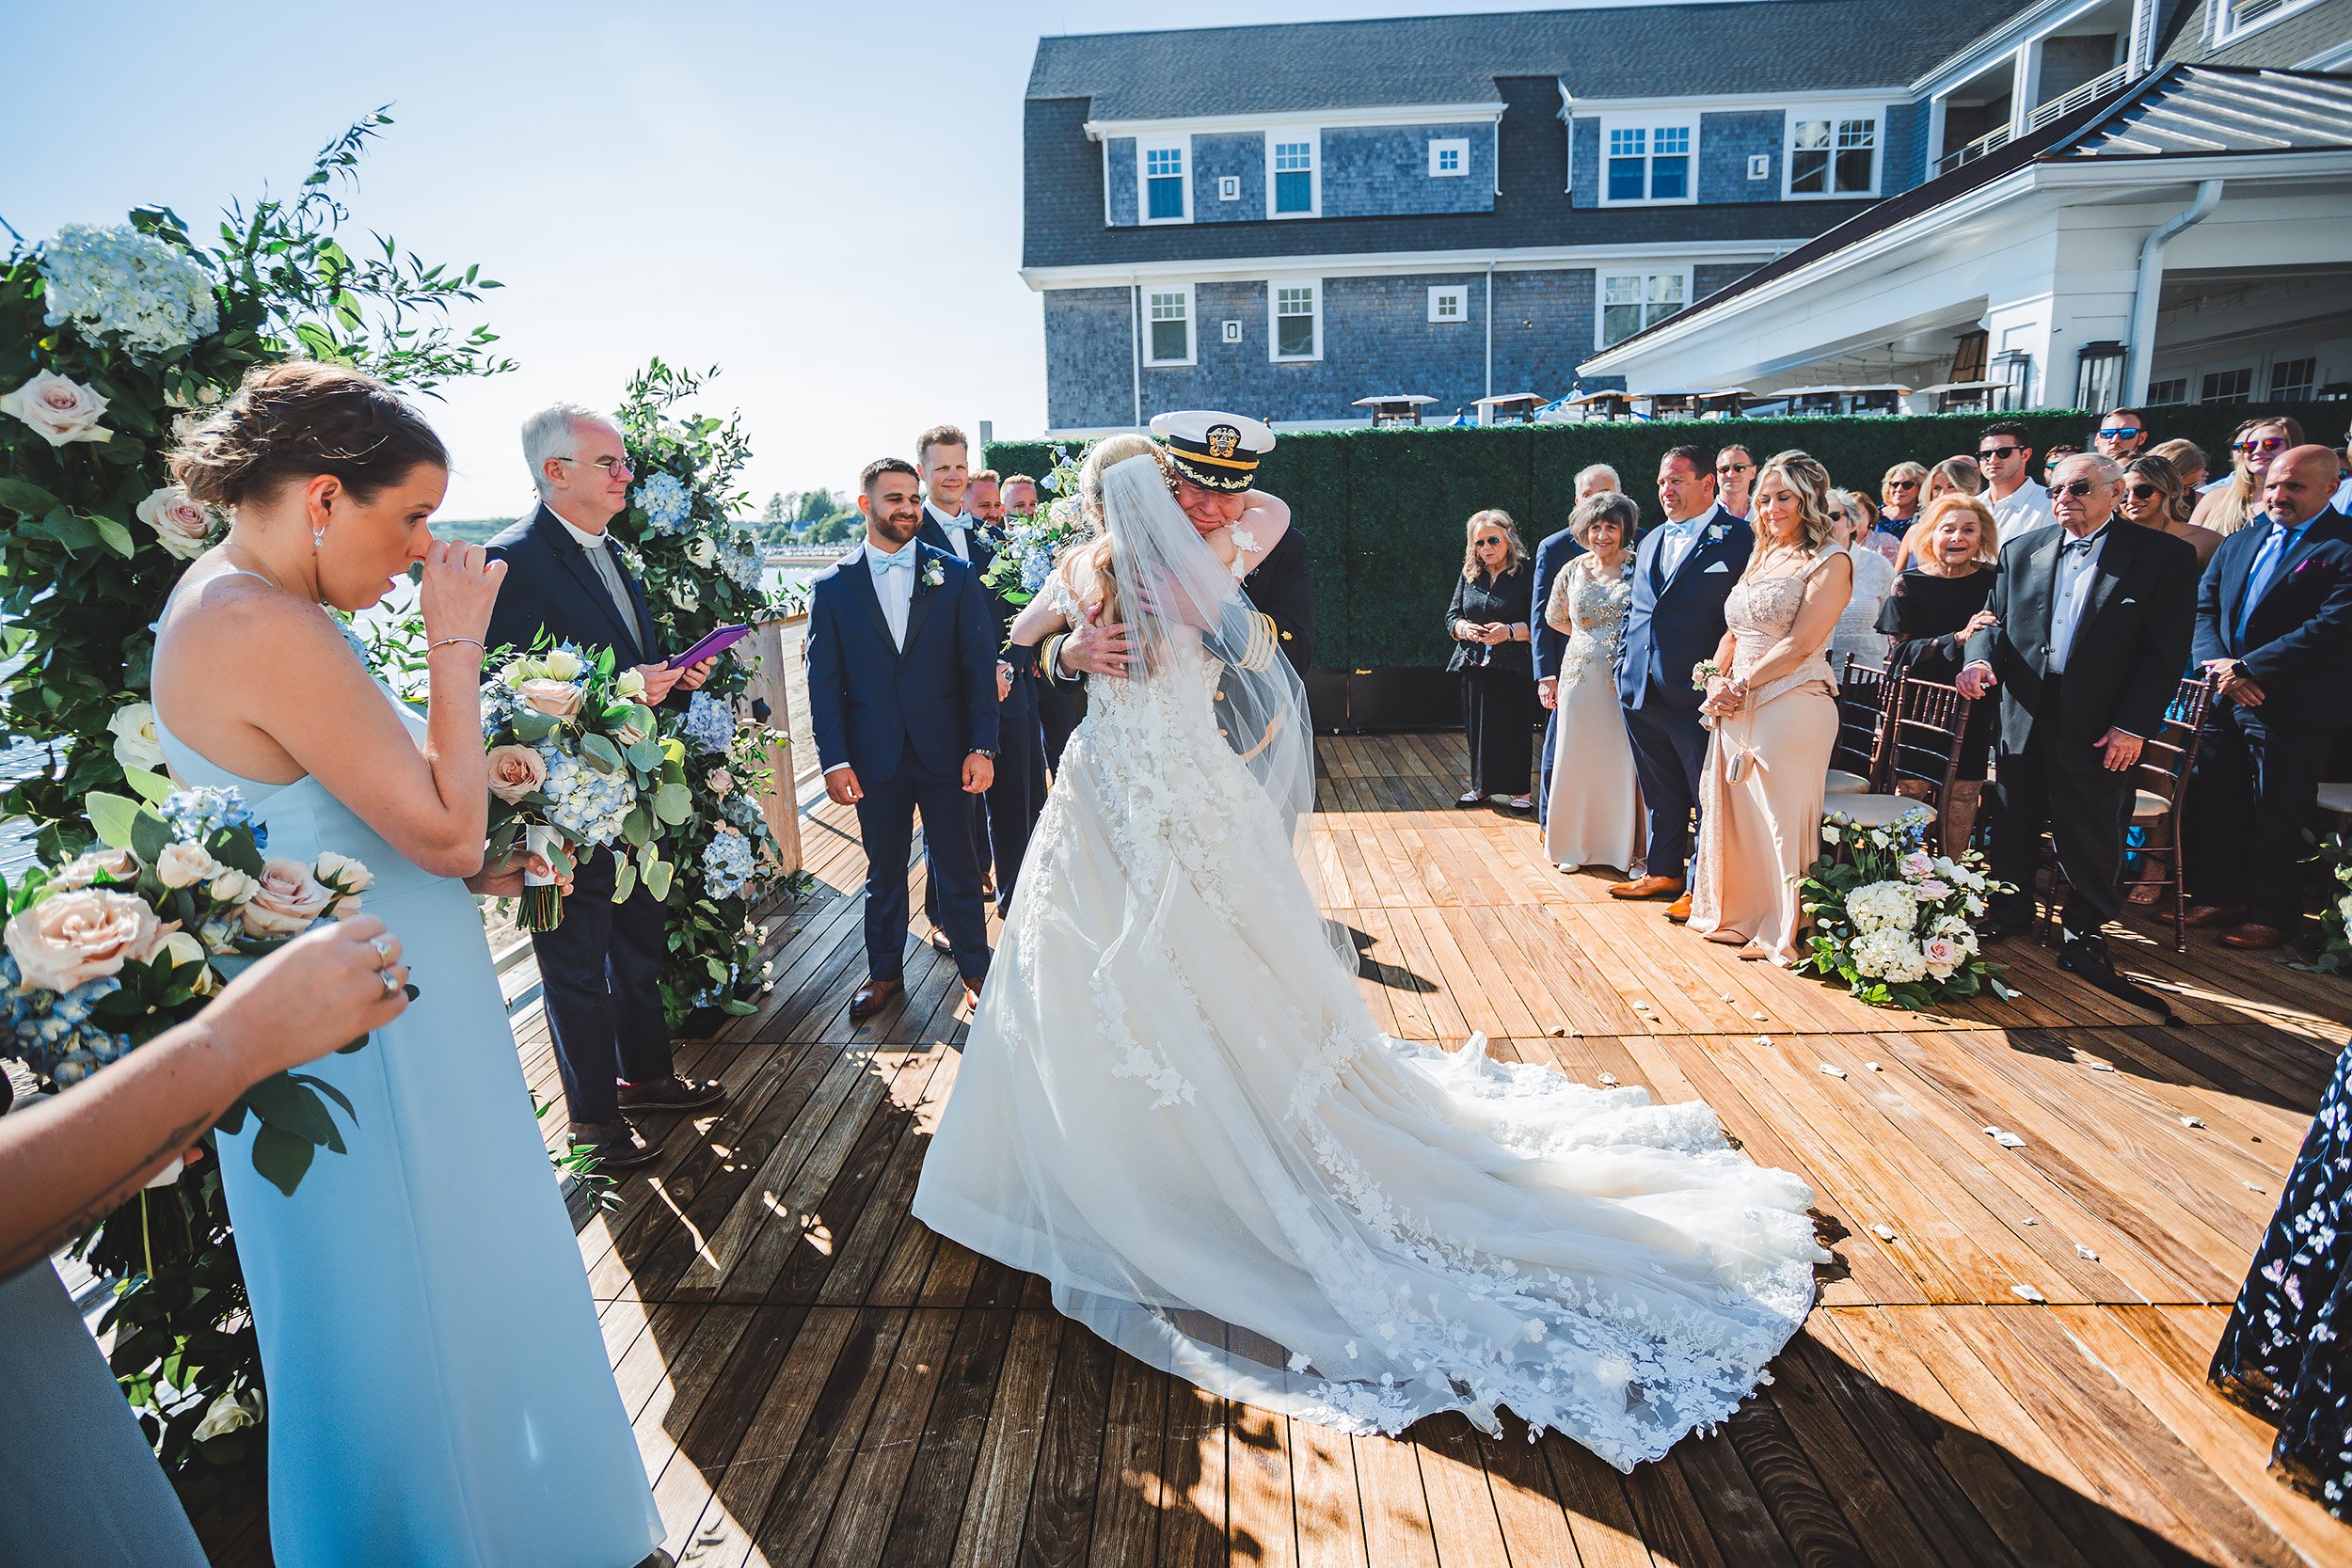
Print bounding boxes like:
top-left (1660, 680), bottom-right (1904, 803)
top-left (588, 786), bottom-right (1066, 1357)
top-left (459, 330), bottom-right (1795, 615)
top-left (1845, 880), bottom-right (1918, 935)
top-left (1851, 927), bottom-right (1929, 982)
top-left (40, 223), bottom-right (218, 361)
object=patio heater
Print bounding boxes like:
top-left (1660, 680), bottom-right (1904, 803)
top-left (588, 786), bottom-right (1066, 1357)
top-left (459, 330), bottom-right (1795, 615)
top-left (2074, 341), bottom-right (2125, 413)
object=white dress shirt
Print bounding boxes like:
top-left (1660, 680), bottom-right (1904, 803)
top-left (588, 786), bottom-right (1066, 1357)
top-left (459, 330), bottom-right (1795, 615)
top-left (866, 538), bottom-right (916, 647)
top-left (2045, 524), bottom-right (2107, 674)
top-left (924, 501), bottom-right (973, 562)
top-left (1656, 504), bottom-right (1720, 579)
top-left (1994, 479), bottom-right (2056, 541)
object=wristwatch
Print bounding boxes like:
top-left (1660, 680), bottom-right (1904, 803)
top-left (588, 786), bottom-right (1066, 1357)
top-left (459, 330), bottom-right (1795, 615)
top-left (968, 748), bottom-right (999, 761)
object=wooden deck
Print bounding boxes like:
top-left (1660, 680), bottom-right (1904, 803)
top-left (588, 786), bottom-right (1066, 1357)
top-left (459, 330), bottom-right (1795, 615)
top-left (240, 731), bottom-right (2352, 1566)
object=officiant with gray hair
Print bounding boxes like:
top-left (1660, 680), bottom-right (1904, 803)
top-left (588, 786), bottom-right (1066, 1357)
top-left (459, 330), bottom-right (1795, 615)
top-left (485, 403), bottom-right (725, 1173)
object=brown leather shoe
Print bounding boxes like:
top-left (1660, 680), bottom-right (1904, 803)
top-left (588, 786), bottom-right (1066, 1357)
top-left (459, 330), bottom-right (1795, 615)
top-left (1610, 875), bottom-right (1685, 900)
top-left (1664, 893), bottom-right (1693, 924)
top-left (569, 1118), bottom-right (660, 1171)
top-left (929, 928), bottom-right (956, 957)
top-left (963, 976), bottom-right (983, 1006)
top-left (2185, 904), bottom-right (2245, 930)
top-left (849, 977), bottom-right (902, 1022)
top-left (616, 1075), bottom-right (727, 1114)
top-left (2220, 923), bottom-right (2288, 950)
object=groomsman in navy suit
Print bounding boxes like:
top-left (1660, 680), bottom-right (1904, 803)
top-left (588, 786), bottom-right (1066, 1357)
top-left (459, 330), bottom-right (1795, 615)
top-left (2186, 445), bottom-right (2352, 949)
top-left (807, 456), bottom-right (1000, 1021)
top-left (1611, 445), bottom-right (1745, 921)
top-left (486, 403), bottom-right (725, 1171)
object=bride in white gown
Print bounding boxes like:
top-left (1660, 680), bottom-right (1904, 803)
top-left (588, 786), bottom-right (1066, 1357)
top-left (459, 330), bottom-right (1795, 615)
top-left (909, 437), bottom-right (1828, 1470)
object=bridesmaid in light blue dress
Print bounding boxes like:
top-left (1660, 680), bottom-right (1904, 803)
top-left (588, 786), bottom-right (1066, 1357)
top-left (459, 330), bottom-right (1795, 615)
top-left (151, 363), bottom-right (662, 1567)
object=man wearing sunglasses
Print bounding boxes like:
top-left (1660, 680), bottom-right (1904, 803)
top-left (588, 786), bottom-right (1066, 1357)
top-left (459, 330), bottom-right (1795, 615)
top-left (2092, 409), bottom-right (2149, 462)
top-left (1712, 445), bottom-right (1756, 520)
top-left (2185, 446), bottom-right (2352, 950)
top-left (1957, 453), bottom-right (2198, 1012)
top-left (1978, 420), bottom-right (2055, 540)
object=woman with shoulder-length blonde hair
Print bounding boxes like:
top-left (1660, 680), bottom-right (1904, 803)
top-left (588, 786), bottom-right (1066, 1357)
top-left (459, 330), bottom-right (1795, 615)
top-left (1688, 451), bottom-right (1853, 962)
top-left (2193, 416), bottom-right (2303, 536)
top-left (2120, 453), bottom-right (2223, 567)
top-left (1869, 461), bottom-right (1927, 564)
top-left (1445, 508), bottom-right (1539, 809)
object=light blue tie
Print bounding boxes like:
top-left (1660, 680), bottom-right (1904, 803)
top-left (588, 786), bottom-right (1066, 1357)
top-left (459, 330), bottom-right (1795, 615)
top-left (872, 547), bottom-right (913, 575)
top-left (2236, 520), bottom-right (2297, 642)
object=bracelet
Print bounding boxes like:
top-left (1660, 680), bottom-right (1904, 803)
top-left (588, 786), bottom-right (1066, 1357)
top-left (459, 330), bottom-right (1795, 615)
top-left (428, 637), bottom-right (485, 654)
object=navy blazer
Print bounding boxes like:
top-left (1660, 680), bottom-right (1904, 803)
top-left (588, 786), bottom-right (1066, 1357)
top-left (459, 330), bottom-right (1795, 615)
top-left (920, 508), bottom-right (1036, 720)
top-left (1529, 525), bottom-right (1588, 684)
top-left (804, 542), bottom-right (999, 784)
top-left (2191, 507), bottom-right (2352, 722)
top-left (485, 504), bottom-right (686, 709)
top-left (1616, 504), bottom-right (1747, 710)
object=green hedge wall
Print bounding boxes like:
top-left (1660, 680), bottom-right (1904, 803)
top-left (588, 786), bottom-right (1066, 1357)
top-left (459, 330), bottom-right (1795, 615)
top-left (987, 402), bottom-right (2323, 671)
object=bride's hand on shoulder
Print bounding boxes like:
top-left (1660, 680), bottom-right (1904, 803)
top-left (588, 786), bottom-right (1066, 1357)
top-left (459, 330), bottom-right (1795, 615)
top-left (421, 537), bottom-right (505, 646)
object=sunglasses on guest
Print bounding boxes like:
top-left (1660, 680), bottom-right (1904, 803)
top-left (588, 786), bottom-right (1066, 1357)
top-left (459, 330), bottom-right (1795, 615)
top-left (2050, 479), bottom-right (2103, 499)
top-left (2235, 436), bottom-right (2287, 454)
top-left (1715, 461), bottom-right (1753, 475)
top-left (1885, 479), bottom-right (1918, 491)
top-left (1978, 445), bottom-right (2021, 462)
top-left (2097, 426), bottom-right (2142, 441)
top-left (2124, 483), bottom-right (2160, 499)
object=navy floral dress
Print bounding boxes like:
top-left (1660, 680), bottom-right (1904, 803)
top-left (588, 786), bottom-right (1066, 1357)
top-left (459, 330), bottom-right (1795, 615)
top-left (2211, 1045), bottom-right (2352, 1518)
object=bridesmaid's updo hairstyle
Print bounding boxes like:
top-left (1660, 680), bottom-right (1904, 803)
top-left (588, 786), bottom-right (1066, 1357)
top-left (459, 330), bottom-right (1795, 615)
top-left (170, 361), bottom-right (449, 511)
top-left (1752, 450), bottom-right (1839, 556)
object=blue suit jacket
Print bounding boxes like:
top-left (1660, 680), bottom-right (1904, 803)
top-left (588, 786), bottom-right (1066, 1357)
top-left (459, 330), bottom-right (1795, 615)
top-left (919, 508), bottom-right (1034, 719)
top-left (1529, 525), bottom-right (1588, 684)
top-left (485, 504), bottom-right (688, 710)
top-left (2191, 506), bottom-right (2352, 724)
top-left (1616, 504), bottom-right (1747, 710)
top-left (805, 542), bottom-right (1000, 784)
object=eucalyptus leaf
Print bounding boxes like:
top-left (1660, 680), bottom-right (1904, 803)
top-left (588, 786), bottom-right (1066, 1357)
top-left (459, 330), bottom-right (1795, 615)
top-left (580, 733), bottom-right (623, 774)
top-left (510, 709), bottom-right (557, 745)
top-left (653, 781), bottom-right (693, 826)
top-left (611, 860), bottom-right (638, 903)
top-left (622, 806), bottom-right (652, 848)
top-left (644, 858), bottom-right (675, 902)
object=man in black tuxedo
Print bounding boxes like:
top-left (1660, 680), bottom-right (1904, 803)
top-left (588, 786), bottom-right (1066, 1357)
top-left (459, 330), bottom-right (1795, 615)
top-left (485, 404), bottom-right (725, 1171)
top-left (1532, 463), bottom-right (1618, 826)
top-left (806, 458), bottom-right (999, 1022)
top-left (2185, 445), bottom-right (2352, 949)
top-left (1959, 452), bottom-right (2198, 1001)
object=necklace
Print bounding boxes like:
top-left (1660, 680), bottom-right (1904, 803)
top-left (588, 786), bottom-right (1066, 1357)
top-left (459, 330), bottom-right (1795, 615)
top-left (222, 540), bottom-right (293, 593)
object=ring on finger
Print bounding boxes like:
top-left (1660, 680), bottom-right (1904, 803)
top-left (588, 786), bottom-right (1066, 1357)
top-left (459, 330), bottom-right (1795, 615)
top-left (369, 935), bottom-right (395, 965)
top-left (379, 968), bottom-right (403, 998)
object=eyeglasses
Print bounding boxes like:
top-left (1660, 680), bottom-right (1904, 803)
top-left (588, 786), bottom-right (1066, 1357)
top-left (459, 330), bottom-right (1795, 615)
top-left (1886, 480), bottom-right (1918, 491)
top-left (1978, 446), bottom-right (2021, 462)
top-left (2098, 427), bottom-right (2142, 441)
top-left (2124, 483), bottom-right (2160, 499)
top-left (557, 455), bottom-right (633, 477)
top-left (2051, 479), bottom-right (2101, 499)
top-left (2235, 436), bottom-right (2287, 454)
top-left (1475, 535), bottom-right (1507, 546)
top-left (1715, 462), bottom-right (1753, 474)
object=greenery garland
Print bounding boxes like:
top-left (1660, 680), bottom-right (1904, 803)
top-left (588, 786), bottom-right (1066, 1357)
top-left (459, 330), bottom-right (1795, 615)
top-left (0, 113), bottom-right (507, 1513)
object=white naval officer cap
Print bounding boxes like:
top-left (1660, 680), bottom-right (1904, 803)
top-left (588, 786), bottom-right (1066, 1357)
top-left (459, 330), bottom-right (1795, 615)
top-left (1149, 409), bottom-right (1276, 492)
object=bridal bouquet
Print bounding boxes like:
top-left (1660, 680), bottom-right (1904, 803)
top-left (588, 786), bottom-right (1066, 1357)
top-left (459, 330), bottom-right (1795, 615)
top-left (980, 444), bottom-right (1093, 608)
top-left (1796, 808), bottom-right (2015, 1009)
top-left (0, 774), bottom-right (390, 1194)
top-left (481, 641), bottom-right (694, 930)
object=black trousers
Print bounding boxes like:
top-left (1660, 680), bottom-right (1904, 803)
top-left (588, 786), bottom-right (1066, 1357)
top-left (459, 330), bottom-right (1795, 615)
top-left (1460, 665), bottom-right (1537, 796)
top-left (876, 764), bottom-right (991, 981)
top-left (981, 681), bottom-right (1048, 915)
top-left (1625, 702), bottom-right (1709, 882)
top-left (532, 846), bottom-right (675, 1126)
top-left (1037, 678), bottom-right (1086, 774)
top-left (1987, 714), bottom-right (2133, 933)
top-left (2187, 699), bottom-right (2336, 927)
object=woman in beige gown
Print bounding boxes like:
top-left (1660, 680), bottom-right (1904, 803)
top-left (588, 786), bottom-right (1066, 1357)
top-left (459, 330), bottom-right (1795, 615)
top-left (1689, 452), bottom-right (1853, 963)
top-left (1538, 491), bottom-right (1644, 872)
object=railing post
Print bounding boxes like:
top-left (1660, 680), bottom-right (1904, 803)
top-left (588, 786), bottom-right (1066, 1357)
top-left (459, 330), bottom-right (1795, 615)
top-left (747, 617), bottom-right (804, 874)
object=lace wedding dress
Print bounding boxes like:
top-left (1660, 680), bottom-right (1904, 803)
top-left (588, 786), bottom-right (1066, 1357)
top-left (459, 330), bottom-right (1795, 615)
top-left (911, 467), bottom-right (1826, 1470)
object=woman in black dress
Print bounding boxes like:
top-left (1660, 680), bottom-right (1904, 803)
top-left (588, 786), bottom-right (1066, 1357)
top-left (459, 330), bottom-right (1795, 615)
top-left (1873, 492), bottom-right (1999, 850)
top-left (1445, 509), bottom-right (1539, 811)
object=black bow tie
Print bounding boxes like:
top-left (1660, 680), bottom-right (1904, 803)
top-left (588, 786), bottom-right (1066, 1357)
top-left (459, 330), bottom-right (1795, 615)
top-left (2059, 529), bottom-right (2104, 558)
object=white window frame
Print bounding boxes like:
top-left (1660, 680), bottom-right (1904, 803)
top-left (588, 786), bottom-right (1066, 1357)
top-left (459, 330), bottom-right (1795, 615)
top-left (1265, 129), bottom-right (1321, 219)
top-left (1142, 283), bottom-right (1196, 367)
top-left (1428, 285), bottom-right (1469, 324)
top-left (1596, 267), bottom-right (1692, 349)
top-left (1138, 135), bottom-right (1192, 226)
top-left (2214, 0), bottom-right (2323, 46)
top-left (1428, 137), bottom-right (1470, 177)
top-left (1784, 109), bottom-right (1882, 199)
top-left (1597, 117), bottom-right (1698, 206)
top-left (1216, 174), bottom-right (1241, 201)
top-left (1269, 278), bottom-right (1324, 363)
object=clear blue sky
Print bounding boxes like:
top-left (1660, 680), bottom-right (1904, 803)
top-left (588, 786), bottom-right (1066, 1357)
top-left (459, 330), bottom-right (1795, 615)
top-left (15, 0), bottom-right (1653, 519)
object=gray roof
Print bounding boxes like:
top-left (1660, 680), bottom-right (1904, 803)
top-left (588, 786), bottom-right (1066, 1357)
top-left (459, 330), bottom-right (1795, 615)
top-left (1028, 1), bottom-right (2041, 120)
top-left (2067, 64), bottom-right (2352, 155)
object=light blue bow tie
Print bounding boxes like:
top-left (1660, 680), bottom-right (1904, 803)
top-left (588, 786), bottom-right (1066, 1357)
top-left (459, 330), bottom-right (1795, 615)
top-left (871, 548), bottom-right (914, 574)
top-left (939, 516), bottom-right (967, 535)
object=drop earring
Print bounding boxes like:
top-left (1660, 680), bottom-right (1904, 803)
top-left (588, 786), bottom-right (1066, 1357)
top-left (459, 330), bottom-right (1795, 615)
top-left (313, 524), bottom-right (327, 548)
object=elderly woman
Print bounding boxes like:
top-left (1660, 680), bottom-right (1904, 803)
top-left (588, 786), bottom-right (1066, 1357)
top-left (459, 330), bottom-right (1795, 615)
top-left (2120, 453), bottom-right (2223, 568)
top-left (1870, 461), bottom-right (1926, 564)
top-left (1445, 508), bottom-right (1539, 810)
top-left (1688, 451), bottom-right (1853, 962)
top-left (1875, 493), bottom-right (2000, 851)
top-left (1826, 488), bottom-right (1896, 670)
top-left (2193, 417), bottom-right (2303, 536)
top-left (1538, 491), bottom-right (1643, 872)
top-left (1897, 457), bottom-right (1987, 569)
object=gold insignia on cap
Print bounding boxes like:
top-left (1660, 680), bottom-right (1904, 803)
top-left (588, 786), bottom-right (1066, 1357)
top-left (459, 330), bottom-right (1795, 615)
top-left (1208, 424), bottom-right (1241, 460)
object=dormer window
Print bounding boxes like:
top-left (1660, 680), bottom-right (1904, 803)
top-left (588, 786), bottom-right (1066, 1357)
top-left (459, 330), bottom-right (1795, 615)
top-left (1269, 134), bottom-right (1319, 217)
top-left (1601, 120), bottom-right (1694, 204)
top-left (1141, 138), bottom-right (1190, 224)
top-left (1788, 114), bottom-right (1879, 197)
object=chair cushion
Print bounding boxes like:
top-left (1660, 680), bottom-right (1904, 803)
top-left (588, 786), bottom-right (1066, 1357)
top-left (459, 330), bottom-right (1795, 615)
top-left (2319, 783), bottom-right (2352, 818)
top-left (2132, 788), bottom-right (2170, 820)
top-left (1824, 768), bottom-right (1870, 794)
top-left (1825, 794), bottom-right (1938, 836)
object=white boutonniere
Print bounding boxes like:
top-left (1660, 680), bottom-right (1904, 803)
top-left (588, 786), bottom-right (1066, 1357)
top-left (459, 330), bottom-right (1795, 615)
top-left (921, 559), bottom-right (946, 591)
top-left (1706, 523), bottom-right (1727, 546)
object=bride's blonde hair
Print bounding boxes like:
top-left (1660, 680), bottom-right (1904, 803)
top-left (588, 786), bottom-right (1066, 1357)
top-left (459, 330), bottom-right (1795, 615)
top-left (1064, 433), bottom-right (1170, 627)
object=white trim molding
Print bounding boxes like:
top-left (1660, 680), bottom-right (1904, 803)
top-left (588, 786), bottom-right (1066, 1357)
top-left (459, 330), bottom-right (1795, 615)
top-left (2214, 0), bottom-right (2327, 48)
top-left (1022, 237), bottom-right (1788, 291)
top-left (1086, 100), bottom-right (1504, 142)
top-left (1558, 83), bottom-right (1904, 119)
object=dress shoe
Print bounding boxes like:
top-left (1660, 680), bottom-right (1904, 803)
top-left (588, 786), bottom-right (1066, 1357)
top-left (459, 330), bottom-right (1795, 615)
top-left (849, 977), bottom-right (902, 1022)
top-left (963, 976), bottom-right (984, 1006)
top-left (568, 1118), bottom-right (660, 1172)
top-left (2185, 904), bottom-right (2245, 930)
top-left (617, 1074), bottom-right (727, 1114)
top-left (1664, 893), bottom-right (1693, 924)
top-left (930, 928), bottom-right (956, 957)
top-left (2220, 923), bottom-right (2288, 951)
top-left (1610, 875), bottom-right (1685, 901)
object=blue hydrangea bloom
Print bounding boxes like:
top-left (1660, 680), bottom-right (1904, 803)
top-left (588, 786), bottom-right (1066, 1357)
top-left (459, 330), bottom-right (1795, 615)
top-left (160, 786), bottom-right (264, 851)
top-left (637, 471), bottom-right (692, 535)
top-left (702, 831), bottom-right (757, 901)
top-left (680, 692), bottom-right (735, 755)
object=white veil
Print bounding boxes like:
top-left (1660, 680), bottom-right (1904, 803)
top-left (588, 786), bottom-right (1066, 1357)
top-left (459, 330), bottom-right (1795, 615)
top-left (1094, 454), bottom-right (1357, 977)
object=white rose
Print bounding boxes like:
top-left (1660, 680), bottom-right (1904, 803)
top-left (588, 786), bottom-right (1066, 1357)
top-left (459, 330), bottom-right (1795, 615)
top-left (154, 841), bottom-right (224, 889)
top-left (190, 1383), bottom-right (263, 1442)
top-left (686, 537), bottom-right (717, 568)
top-left (0, 370), bottom-right (113, 447)
top-left (238, 858), bottom-right (335, 938)
top-left (6, 888), bottom-right (163, 992)
top-left (538, 647), bottom-right (585, 681)
top-left (514, 679), bottom-right (585, 720)
top-left (49, 846), bottom-right (140, 891)
top-left (672, 582), bottom-right (699, 612)
top-left (157, 928), bottom-right (208, 973)
top-left (107, 702), bottom-right (166, 773)
top-left (135, 486), bottom-right (214, 560)
top-left (207, 867), bottom-right (258, 906)
top-left (313, 850), bottom-right (373, 895)
top-left (615, 669), bottom-right (645, 700)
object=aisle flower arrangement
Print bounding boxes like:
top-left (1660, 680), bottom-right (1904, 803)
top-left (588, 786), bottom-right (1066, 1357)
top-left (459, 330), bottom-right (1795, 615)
top-left (2306, 829), bottom-right (2352, 975)
top-left (481, 641), bottom-right (693, 930)
top-left (1796, 809), bottom-right (2014, 1009)
top-left (980, 444), bottom-right (1094, 608)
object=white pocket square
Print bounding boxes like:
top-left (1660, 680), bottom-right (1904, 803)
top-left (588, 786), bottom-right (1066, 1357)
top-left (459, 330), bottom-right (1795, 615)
top-left (1704, 561), bottom-right (1731, 573)
top-left (2121, 597), bottom-right (2137, 606)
